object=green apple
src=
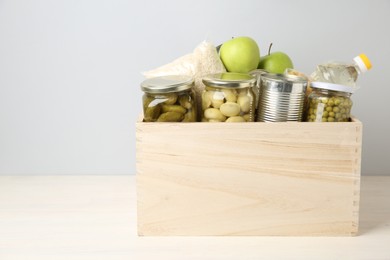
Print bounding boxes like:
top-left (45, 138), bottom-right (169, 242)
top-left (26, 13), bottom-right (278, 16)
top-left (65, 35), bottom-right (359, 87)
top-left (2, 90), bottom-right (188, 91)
top-left (258, 44), bottom-right (293, 74)
top-left (219, 36), bottom-right (260, 73)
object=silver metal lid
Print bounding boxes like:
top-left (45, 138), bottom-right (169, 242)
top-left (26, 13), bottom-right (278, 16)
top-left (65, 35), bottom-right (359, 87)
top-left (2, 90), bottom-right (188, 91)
top-left (202, 72), bottom-right (256, 89)
top-left (260, 73), bottom-right (308, 93)
top-left (141, 75), bottom-right (194, 94)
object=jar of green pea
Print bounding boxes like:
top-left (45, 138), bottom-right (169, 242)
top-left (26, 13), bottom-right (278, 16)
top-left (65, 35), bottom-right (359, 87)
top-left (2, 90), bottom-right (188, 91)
top-left (305, 82), bottom-right (354, 122)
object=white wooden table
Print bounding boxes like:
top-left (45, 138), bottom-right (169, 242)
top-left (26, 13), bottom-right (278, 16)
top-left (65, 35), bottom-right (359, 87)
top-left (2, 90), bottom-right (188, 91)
top-left (0, 176), bottom-right (389, 260)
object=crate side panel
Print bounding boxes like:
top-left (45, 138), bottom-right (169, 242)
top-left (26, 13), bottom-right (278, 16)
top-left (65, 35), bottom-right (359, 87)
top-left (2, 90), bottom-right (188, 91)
top-left (136, 122), bottom-right (361, 236)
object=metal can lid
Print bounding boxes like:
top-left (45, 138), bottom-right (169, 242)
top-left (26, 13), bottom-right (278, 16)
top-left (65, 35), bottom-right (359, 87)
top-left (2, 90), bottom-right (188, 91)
top-left (311, 81), bottom-right (355, 94)
top-left (202, 72), bottom-right (256, 89)
top-left (261, 72), bottom-right (307, 83)
top-left (260, 73), bottom-right (308, 93)
top-left (141, 75), bottom-right (194, 94)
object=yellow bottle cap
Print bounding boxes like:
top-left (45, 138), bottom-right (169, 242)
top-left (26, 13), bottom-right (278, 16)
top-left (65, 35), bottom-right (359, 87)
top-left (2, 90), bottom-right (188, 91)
top-left (354, 53), bottom-right (372, 73)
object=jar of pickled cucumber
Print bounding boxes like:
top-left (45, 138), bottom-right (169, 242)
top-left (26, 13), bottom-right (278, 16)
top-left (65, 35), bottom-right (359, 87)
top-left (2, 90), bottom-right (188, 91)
top-left (201, 73), bottom-right (256, 122)
top-left (305, 82), bottom-right (354, 122)
top-left (141, 75), bottom-right (197, 122)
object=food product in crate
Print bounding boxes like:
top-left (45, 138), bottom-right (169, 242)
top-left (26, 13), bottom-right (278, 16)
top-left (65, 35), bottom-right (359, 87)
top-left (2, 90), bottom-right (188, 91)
top-left (143, 41), bottom-right (226, 121)
top-left (306, 54), bottom-right (372, 122)
top-left (258, 43), bottom-right (294, 74)
top-left (219, 36), bottom-right (260, 73)
top-left (202, 73), bottom-right (256, 122)
top-left (256, 73), bottom-right (308, 122)
top-left (141, 75), bottom-right (197, 122)
top-left (311, 54), bottom-right (372, 89)
top-left (305, 82), bottom-right (353, 122)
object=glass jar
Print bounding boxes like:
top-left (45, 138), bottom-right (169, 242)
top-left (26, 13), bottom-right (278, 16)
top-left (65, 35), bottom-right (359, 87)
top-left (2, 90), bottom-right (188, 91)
top-left (249, 69), bottom-right (268, 111)
top-left (201, 72), bottom-right (256, 122)
top-left (305, 82), bottom-right (353, 122)
top-left (140, 75), bottom-right (197, 122)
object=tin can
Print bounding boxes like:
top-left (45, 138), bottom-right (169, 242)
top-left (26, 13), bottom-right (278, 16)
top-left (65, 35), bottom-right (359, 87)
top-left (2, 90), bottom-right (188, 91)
top-left (256, 73), bottom-right (308, 122)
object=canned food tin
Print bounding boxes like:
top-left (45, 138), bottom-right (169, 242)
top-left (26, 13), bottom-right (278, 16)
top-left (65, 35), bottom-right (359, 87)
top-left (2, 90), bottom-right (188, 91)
top-left (257, 73), bottom-right (308, 122)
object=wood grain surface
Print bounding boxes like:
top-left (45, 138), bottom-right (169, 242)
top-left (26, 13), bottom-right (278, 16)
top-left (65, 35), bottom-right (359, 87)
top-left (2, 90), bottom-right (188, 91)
top-left (136, 119), bottom-right (362, 236)
top-left (1, 175), bottom-right (389, 259)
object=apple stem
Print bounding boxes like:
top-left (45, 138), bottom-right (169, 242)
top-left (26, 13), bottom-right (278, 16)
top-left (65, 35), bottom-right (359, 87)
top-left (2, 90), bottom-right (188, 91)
top-left (268, 43), bottom-right (273, 55)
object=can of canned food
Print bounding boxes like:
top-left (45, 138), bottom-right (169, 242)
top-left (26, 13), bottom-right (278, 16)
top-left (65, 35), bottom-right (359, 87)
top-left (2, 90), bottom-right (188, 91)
top-left (256, 73), bottom-right (308, 122)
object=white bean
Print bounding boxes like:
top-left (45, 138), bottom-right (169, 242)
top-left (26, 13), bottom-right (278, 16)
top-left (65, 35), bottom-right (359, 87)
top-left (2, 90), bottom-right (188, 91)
top-left (220, 102), bottom-right (240, 117)
top-left (226, 116), bottom-right (245, 122)
top-left (243, 113), bottom-right (251, 122)
top-left (204, 108), bottom-right (226, 121)
top-left (237, 95), bottom-right (251, 113)
top-left (202, 91), bottom-right (213, 110)
top-left (211, 91), bottom-right (225, 108)
top-left (222, 89), bottom-right (237, 102)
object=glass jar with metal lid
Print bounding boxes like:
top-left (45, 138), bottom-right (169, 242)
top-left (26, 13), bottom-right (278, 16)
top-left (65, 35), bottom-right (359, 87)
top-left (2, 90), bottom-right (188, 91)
top-left (201, 72), bottom-right (256, 122)
top-left (305, 82), bottom-right (353, 122)
top-left (140, 75), bottom-right (197, 122)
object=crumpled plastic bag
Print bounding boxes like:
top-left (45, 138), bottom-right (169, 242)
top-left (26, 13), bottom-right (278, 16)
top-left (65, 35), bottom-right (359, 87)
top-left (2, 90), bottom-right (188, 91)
top-left (143, 41), bottom-right (226, 120)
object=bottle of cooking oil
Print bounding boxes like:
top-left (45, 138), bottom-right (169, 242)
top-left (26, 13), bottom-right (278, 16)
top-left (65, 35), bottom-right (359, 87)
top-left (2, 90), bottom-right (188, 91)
top-left (311, 54), bottom-right (372, 88)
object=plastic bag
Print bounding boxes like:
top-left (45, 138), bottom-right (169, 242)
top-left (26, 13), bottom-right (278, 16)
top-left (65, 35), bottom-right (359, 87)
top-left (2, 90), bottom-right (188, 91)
top-left (143, 41), bottom-right (226, 119)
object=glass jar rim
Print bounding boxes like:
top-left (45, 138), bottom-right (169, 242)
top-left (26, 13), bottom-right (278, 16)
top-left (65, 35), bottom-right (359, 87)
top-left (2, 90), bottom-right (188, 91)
top-left (311, 81), bottom-right (354, 94)
top-left (202, 72), bottom-right (256, 89)
top-left (141, 75), bottom-right (194, 94)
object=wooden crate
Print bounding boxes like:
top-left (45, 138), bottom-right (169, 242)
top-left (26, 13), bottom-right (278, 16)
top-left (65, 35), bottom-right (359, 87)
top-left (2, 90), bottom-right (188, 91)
top-left (136, 118), bottom-right (362, 236)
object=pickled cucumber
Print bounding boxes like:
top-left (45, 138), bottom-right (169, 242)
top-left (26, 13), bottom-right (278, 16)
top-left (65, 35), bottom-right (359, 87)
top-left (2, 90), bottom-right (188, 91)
top-left (163, 94), bottom-right (178, 105)
top-left (179, 95), bottom-right (192, 109)
top-left (182, 111), bottom-right (195, 122)
top-left (162, 104), bottom-right (186, 114)
top-left (142, 92), bottom-right (196, 122)
top-left (144, 104), bottom-right (161, 122)
top-left (157, 111), bottom-right (184, 122)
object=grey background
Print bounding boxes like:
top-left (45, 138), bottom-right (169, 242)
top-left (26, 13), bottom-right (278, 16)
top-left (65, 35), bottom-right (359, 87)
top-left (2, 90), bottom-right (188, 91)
top-left (0, 0), bottom-right (389, 175)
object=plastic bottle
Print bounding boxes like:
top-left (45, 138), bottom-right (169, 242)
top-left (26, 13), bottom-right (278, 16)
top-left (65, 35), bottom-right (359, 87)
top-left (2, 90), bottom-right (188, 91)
top-left (311, 54), bottom-right (372, 88)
